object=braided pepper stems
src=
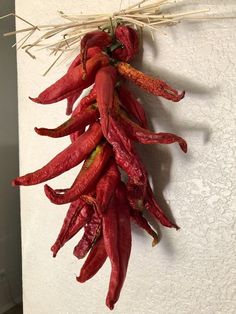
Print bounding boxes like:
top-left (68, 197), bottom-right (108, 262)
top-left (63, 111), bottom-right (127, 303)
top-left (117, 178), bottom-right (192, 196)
top-left (13, 24), bottom-right (187, 310)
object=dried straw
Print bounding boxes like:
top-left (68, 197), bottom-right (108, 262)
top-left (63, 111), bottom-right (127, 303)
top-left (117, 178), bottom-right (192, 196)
top-left (1, 0), bottom-right (235, 74)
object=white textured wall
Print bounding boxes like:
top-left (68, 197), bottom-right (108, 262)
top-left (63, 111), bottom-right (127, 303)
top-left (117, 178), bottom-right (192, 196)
top-left (0, 1), bottom-right (21, 313)
top-left (16, 1), bottom-right (236, 313)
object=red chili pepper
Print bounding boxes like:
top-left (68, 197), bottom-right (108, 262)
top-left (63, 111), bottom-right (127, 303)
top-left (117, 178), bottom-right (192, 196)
top-left (68, 46), bottom-right (102, 72)
top-left (112, 25), bottom-right (139, 62)
top-left (66, 47), bottom-right (102, 115)
top-left (95, 159), bottom-right (121, 213)
top-left (35, 103), bottom-right (99, 138)
top-left (116, 62), bottom-right (185, 102)
top-left (106, 115), bottom-right (147, 210)
top-left (145, 182), bottom-right (179, 230)
top-left (80, 30), bottom-right (112, 76)
top-left (95, 65), bottom-right (117, 136)
top-left (51, 200), bottom-right (93, 257)
top-left (130, 209), bottom-right (158, 246)
top-left (30, 53), bottom-right (109, 105)
top-left (117, 82), bottom-right (148, 128)
top-left (119, 111), bottom-right (187, 153)
top-left (44, 142), bottom-right (113, 204)
top-left (73, 211), bottom-right (101, 259)
top-left (12, 122), bottom-right (103, 186)
top-left (103, 183), bottom-right (131, 310)
top-left (70, 85), bottom-right (97, 142)
top-left (76, 236), bottom-right (107, 283)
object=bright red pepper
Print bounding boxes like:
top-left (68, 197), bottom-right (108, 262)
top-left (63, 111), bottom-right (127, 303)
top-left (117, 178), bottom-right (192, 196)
top-left (35, 103), bottom-right (99, 138)
top-left (12, 122), bottom-right (102, 186)
top-left (116, 62), bottom-right (185, 102)
top-left (30, 53), bottom-right (109, 105)
top-left (112, 25), bottom-right (139, 62)
top-left (95, 65), bottom-right (117, 136)
top-left (44, 142), bottom-right (113, 204)
top-left (117, 83), bottom-right (148, 128)
top-left (51, 200), bottom-right (93, 257)
top-left (77, 236), bottom-right (107, 283)
top-left (80, 30), bottom-right (112, 75)
top-left (119, 110), bottom-right (187, 153)
top-left (73, 211), bottom-right (101, 259)
top-left (66, 47), bottom-right (102, 115)
top-left (104, 183), bottom-right (131, 310)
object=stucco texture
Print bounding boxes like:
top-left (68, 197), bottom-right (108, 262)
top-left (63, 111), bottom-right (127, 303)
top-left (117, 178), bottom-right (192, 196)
top-left (16, 1), bottom-right (236, 313)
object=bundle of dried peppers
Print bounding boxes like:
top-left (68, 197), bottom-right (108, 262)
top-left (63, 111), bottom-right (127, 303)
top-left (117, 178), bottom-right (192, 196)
top-left (13, 25), bottom-right (187, 310)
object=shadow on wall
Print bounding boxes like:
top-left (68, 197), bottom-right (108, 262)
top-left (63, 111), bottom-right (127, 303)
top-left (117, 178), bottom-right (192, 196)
top-left (0, 0), bottom-right (22, 313)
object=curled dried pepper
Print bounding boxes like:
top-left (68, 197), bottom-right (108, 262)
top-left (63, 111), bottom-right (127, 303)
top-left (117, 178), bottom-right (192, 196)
top-left (145, 182), bottom-right (179, 230)
top-left (12, 122), bottom-right (102, 186)
top-left (35, 103), bottom-right (99, 138)
top-left (30, 53), bottom-right (109, 105)
top-left (70, 86), bottom-right (97, 142)
top-left (112, 25), bottom-right (139, 62)
top-left (116, 62), bottom-right (185, 102)
top-left (44, 142), bottom-right (112, 204)
top-left (130, 209), bottom-right (158, 246)
top-left (66, 47), bottom-right (102, 114)
top-left (117, 83), bottom-right (148, 128)
top-left (77, 236), bottom-right (107, 283)
top-left (80, 30), bottom-right (112, 75)
top-left (119, 110), bottom-right (187, 153)
top-left (51, 200), bottom-right (93, 257)
top-left (73, 211), bottom-right (101, 259)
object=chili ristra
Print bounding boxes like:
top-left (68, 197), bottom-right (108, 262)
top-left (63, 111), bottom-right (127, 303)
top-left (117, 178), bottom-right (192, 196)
top-left (13, 24), bottom-right (187, 310)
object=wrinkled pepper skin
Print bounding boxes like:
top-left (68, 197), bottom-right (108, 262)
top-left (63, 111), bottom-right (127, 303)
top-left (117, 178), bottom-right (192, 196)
top-left (80, 31), bottom-right (112, 74)
top-left (12, 122), bottom-right (103, 186)
top-left (103, 183), bottom-right (132, 310)
top-left (95, 65), bottom-right (117, 136)
top-left (35, 103), bottom-right (99, 138)
top-left (30, 53), bottom-right (109, 104)
top-left (116, 62), bottom-right (185, 102)
top-left (112, 25), bottom-right (139, 62)
top-left (51, 201), bottom-right (93, 257)
top-left (44, 143), bottom-right (113, 204)
top-left (77, 236), bottom-right (107, 283)
top-left (66, 47), bottom-right (101, 115)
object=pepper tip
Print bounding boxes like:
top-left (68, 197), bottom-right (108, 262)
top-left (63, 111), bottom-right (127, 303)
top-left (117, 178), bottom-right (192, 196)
top-left (29, 96), bottom-right (42, 104)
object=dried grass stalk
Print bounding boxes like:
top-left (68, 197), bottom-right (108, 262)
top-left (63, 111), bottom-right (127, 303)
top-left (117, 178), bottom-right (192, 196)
top-left (1, 0), bottom-right (235, 74)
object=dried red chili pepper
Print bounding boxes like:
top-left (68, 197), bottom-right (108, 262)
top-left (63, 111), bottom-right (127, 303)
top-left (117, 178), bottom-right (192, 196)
top-left (103, 183), bottom-right (131, 310)
top-left (70, 85), bottom-right (97, 142)
top-left (51, 200), bottom-right (93, 257)
top-left (95, 65), bottom-right (117, 136)
top-left (112, 25), bottom-right (139, 62)
top-left (73, 211), bottom-right (101, 259)
top-left (95, 159), bottom-right (120, 213)
top-left (66, 47), bottom-right (102, 115)
top-left (12, 122), bottom-right (102, 186)
top-left (68, 46), bottom-right (102, 72)
top-left (117, 82), bottom-right (148, 128)
top-left (145, 182), bottom-right (179, 230)
top-left (130, 209), bottom-right (158, 246)
top-left (116, 62), bottom-right (185, 102)
top-left (30, 52), bottom-right (109, 105)
top-left (44, 142), bottom-right (112, 204)
top-left (35, 103), bottom-right (99, 138)
top-left (119, 110), bottom-right (187, 153)
top-left (80, 30), bottom-right (112, 75)
top-left (77, 236), bottom-right (107, 283)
